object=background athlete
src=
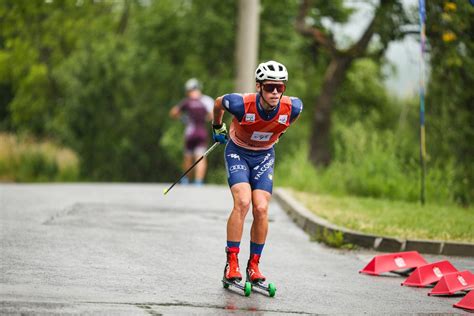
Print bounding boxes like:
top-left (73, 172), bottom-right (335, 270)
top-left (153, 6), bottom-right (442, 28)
top-left (211, 60), bottom-right (303, 285)
top-left (169, 78), bottom-right (214, 185)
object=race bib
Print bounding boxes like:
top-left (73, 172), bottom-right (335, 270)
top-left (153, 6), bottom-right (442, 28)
top-left (245, 113), bottom-right (255, 122)
top-left (278, 115), bottom-right (288, 124)
top-left (250, 131), bottom-right (273, 142)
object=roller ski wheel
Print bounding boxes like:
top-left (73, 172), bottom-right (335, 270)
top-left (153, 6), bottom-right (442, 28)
top-left (249, 280), bottom-right (277, 297)
top-left (222, 278), bottom-right (252, 297)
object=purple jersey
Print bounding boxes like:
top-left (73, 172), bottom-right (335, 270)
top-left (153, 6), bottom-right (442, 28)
top-left (179, 96), bottom-right (213, 153)
top-left (179, 97), bottom-right (208, 133)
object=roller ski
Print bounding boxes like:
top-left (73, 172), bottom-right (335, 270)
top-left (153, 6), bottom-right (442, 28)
top-left (246, 254), bottom-right (276, 297)
top-left (222, 247), bottom-right (252, 296)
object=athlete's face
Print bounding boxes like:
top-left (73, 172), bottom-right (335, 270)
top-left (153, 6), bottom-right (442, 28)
top-left (187, 89), bottom-right (201, 99)
top-left (257, 80), bottom-right (286, 110)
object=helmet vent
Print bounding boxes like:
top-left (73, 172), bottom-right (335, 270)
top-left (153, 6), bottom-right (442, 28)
top-left (254, 60), bottom-right (288, 82)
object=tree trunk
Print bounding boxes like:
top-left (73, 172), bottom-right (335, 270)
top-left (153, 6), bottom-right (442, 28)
top-left (296, 0), bottom-right (407, 167)
top-left (235, 0), bottom-right (260, 93)
top-left (309, 56), bottom-right (352, 166)
top-left (117, 0), bottom-right (130, 35)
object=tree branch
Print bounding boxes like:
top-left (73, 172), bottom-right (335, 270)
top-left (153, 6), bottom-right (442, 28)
top-left (345, 18), bottom-right (376, 57)
top-left (363, 46), bottom-right (387, 60)
top-left (117, 0), bottom-right (130, 35)
top-left (295, 0), bottom-right (337, 55)
top-left (346, 0), bottom-right (397, 58)
top-left (345, 0), bottom-right (396, 58)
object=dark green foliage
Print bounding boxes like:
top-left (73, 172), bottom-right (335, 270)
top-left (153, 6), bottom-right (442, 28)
top-left (52, 0), bottom-right (238, 181)
top-left (425, 1), bottom-right (474, 205)
top-left (16, 151), bottom-right (58, 182)
top-left (0, 0), bottom-right (115, 136)
top-left (55, 36), bottom-right (173, 181)
top-left (0, 84), bottom-right (13, 130)
top-left (0, 0), bottom-right (471, 206)
top-left (276, 58), bottom-right (458, 205)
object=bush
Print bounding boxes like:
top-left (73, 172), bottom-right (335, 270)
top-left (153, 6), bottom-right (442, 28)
top-left (16, 151), bottom-right (58, 182)
top-left (275, 122), bottom-right (457, 206)
top-left (0, 133), bottom-right (79, 182)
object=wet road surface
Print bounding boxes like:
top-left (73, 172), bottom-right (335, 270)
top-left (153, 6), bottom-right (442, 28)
top-left (1, 183), bottom-right (472, 314)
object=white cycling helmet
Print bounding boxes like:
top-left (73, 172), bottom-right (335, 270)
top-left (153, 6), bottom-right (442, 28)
top-left (185, 78), bottom-right (202, 91)
top-left (255, 60), bottom-right (288, 82)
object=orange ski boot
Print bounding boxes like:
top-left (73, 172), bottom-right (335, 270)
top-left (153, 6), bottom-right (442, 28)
top-left (246, 254), bottom-right (266, 283)
top-left (224, 247), bottom-right (242, 281)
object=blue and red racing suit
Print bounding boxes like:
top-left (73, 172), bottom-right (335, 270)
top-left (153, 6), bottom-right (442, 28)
top-left (222, 93), bottom-right (303, 193)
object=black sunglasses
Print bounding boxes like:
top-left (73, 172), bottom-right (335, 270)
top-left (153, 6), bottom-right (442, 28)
top-left (262, 83), bottom-right (286, 93)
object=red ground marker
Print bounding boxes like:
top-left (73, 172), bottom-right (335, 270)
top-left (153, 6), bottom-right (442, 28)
top-left (454, 290), bottom-right (474, 311)
top-left (402, 260), bottom-right (458, 287)
top-left (359, 251), bottom-right (428, 276)
top-left (429, 270), bottom-right (474, 296)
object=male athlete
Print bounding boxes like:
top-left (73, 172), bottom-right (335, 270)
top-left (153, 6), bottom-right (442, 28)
top-left (169, 78), bottom-right (214, 185)
top-left (212, 61), bottom-right (303, 285)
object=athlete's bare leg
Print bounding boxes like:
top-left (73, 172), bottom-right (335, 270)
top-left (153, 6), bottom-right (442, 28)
top-left (250, 189), bottom-right (271, 244)
top-left (183, 154), bottom-right (193, 180)
top-left (194, 155), bottom-right (207, 182)
top-left (227, 183), bottom-right (252, 241)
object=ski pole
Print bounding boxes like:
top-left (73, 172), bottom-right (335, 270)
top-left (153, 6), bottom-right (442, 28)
top-left (163, 142), bottom-right (221, 195)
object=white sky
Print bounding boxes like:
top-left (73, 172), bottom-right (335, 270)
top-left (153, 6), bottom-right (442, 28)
top-left (323, 0), bottom-right (420, 98)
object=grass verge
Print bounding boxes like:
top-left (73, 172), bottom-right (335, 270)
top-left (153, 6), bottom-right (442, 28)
top-left (291, 189), bottom-right (474, 243)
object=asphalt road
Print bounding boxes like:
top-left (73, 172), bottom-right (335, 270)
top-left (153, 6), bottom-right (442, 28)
top-left (1, 183), bottom-right (472, 315)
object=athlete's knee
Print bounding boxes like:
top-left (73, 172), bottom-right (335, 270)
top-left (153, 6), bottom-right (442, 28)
top-left (234, 196), bottom-right (251, 214)
top-left (252, 203), bottom-right (268, 221)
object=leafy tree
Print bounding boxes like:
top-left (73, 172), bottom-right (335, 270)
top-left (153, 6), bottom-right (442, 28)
top-left (55, 0), bottom-right (238, 181)
top-left (425, 1), bottom-right (474, 205)
top-left (0, 0), bottom-right (115, 136)
top-left (3, 0), bottom-right (470, 208)
top-left (295, 0), bottom-right (409, 166)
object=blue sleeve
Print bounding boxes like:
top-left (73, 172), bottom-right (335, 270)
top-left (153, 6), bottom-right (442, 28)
top-left (290, 97), bottom-right (303, 123)
top-left (222, 94), bottom-right (245, 122)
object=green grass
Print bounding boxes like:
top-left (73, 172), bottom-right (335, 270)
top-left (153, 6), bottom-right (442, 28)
top-left (0, 133), bottom-right (79, 182)
top-left (291, 189), bottom-right (474, 243)
top-left (275, 128), bottom-right (462, 206)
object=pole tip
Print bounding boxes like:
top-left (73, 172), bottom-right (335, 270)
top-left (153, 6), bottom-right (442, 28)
top-left (163, 188), bottom-right (168, 195)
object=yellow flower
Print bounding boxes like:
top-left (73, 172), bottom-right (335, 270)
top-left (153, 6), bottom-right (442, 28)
top-left (444, 2), bottom-right (457, 12)
top-left (442, 31), bottom-right (457, 42)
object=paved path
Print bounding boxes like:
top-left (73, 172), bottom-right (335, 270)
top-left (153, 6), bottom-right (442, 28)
top-left (1, 184), bottom-right (472, 314)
